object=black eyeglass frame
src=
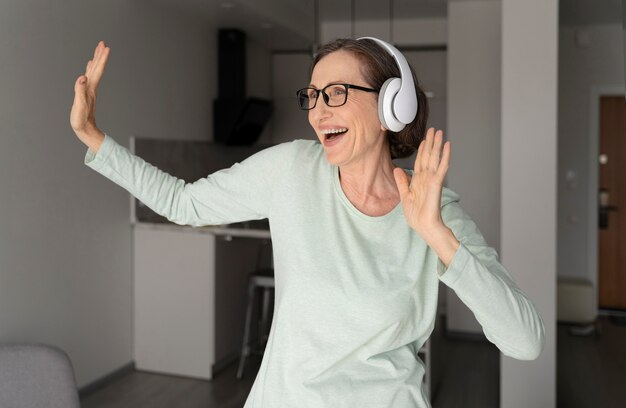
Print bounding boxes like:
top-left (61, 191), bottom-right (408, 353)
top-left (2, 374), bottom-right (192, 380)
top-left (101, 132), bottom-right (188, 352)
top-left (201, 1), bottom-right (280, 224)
top-left (296, 83), bottom-right (379, 110)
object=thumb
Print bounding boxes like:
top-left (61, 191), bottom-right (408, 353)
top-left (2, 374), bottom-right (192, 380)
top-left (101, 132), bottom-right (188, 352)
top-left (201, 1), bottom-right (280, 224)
top-left (393, 167), bottom-right (410, 199)
top-left (74, 75), bottom-right (87, 93)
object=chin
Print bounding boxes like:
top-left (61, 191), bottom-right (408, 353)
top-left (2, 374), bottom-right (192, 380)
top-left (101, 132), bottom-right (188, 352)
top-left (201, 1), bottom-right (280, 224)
top-left (322, 151), bottom-right (341, 166)
top-left (323, 150), bottom-right (353, 168)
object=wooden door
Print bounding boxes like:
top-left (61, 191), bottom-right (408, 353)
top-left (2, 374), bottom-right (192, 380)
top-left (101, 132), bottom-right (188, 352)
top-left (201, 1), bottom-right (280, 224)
top-left (598, 96), bottom-right (626, 309)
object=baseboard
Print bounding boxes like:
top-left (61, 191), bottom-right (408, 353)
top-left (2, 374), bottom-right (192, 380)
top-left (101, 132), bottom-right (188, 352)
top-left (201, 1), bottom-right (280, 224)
top-left (598, 308), bottom-right (626, 318)
top-left (212, 351), bottom-right (240, 376)
top-left (78, 361), bottom-right (135, 397)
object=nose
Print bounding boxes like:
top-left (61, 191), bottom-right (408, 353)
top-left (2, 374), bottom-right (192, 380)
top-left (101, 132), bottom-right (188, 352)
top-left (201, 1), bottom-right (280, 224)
top-left (309, 98), bottom-right (331, 122)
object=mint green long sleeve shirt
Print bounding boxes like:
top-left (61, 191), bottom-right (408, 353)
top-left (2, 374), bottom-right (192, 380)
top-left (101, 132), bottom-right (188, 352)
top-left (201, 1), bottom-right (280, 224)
top-left (85, 134), bottom-right (545, 408)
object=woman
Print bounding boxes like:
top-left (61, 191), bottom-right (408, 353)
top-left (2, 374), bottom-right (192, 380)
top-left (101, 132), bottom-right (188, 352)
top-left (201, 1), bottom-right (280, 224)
top-left (71, 38), bottom-right (545, 408)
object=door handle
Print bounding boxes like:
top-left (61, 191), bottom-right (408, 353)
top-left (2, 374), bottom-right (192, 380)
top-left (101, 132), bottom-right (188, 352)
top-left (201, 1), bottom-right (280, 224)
top-left (599, 188), bottom-right (618, 229)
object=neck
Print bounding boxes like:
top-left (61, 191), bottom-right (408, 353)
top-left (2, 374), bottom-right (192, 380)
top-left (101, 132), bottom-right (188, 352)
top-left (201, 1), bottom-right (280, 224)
top-left (338, 140), bottom-right (399, 201)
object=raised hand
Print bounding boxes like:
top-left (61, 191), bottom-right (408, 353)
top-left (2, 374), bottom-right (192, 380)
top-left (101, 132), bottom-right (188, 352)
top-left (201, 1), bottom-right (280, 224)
top-left (393, 128), bottom-right (451, 238)
top-left (70, 41), bottom-right (110, 151)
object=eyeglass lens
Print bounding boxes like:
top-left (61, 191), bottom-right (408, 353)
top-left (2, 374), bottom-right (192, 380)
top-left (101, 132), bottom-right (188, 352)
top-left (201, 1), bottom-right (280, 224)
top-left (298, 85), bottom-right (348, 110)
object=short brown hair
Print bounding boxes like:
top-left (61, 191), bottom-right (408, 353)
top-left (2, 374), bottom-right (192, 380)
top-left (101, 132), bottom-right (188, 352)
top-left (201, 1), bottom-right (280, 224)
top-left (311, 38), bottom-right (429, 159)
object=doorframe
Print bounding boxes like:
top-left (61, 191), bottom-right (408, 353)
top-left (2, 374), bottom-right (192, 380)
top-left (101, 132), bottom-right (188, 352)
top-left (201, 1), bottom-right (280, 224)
top-left (587, 85), bottom-right (625, 310)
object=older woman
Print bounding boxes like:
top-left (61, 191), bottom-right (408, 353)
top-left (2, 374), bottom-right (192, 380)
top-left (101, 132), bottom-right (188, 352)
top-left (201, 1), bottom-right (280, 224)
top-left (71, 38), bottom-right (544, 408)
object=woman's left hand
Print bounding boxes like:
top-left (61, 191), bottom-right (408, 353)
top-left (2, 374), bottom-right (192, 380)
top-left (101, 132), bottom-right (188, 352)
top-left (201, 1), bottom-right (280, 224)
top-left (393, 128), bottom-right (450, 238)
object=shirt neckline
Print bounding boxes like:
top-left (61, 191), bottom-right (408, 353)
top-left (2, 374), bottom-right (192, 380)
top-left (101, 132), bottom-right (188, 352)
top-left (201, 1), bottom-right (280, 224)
top-left (332, 165), bottom-right (408, 222)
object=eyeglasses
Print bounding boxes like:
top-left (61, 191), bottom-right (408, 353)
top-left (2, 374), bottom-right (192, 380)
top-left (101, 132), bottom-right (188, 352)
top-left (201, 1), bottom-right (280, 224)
top-left (296, 83), bottom-right (378, 110)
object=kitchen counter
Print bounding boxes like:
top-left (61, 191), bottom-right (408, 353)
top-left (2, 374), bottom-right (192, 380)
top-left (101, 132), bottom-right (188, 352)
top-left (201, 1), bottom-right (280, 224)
top-left (133, 220), bottom-right (272, 379)
top-left (133, 221), bottom-right (271, 240)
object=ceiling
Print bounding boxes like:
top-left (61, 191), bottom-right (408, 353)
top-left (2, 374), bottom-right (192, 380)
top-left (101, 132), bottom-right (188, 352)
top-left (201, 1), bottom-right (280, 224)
top-left (157, 0), bottom-right (624, 51)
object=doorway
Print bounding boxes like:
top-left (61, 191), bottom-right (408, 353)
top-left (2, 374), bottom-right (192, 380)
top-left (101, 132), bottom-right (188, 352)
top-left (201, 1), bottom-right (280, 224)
top-left (598, 95), bottom-right (626, 310)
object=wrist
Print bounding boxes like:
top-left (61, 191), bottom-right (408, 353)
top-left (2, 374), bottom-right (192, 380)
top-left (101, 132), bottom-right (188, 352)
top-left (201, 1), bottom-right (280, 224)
top-left (423, 225), bottom-right (460, 268)
top-left (78, 125), bottom-right (105, 153)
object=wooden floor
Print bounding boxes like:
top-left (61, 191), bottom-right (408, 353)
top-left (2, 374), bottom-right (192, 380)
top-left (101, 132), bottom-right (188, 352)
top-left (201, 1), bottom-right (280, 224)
top-left (557, 315), bottom-right (626, 408)
top-left (80, 315), bottom-right (626, 408)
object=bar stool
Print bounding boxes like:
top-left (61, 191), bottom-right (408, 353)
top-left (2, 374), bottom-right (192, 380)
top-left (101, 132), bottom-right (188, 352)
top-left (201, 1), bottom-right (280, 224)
top-left (236, 268), bottom-right (275, 380)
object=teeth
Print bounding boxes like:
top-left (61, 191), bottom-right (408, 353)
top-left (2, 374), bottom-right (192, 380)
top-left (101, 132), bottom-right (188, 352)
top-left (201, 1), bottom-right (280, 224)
top-left (321, 128), bottom-right (348, 135)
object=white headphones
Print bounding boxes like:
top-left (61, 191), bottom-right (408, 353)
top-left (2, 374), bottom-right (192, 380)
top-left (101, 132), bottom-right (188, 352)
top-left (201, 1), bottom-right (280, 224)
top-left (357, 37), bottom-right (418, 132)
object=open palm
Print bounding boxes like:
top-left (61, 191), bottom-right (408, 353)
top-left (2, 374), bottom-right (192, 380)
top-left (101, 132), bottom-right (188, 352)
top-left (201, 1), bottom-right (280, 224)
top-left (393, 128), bottom-right (450, 238)
top-left (70, 41), bottom-right (110, 144)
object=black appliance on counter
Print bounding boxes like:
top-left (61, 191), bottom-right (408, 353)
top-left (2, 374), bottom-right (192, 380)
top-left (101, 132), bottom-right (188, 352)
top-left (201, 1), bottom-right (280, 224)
top-left (214, 29), bottom-right (273, 145)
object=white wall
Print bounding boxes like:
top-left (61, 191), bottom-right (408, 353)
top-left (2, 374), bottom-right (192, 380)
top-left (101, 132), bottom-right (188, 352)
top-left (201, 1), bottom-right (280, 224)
top-left (501, 0), bottom-right (557, 406)
top-left (321, 17), bottom-right (447, 46)
top-left (557, 24), bottom-right (625, 290)
top-left (0, 0), bottom-right (216, 387)
top-left (445, 1), bottom-right (502, 335)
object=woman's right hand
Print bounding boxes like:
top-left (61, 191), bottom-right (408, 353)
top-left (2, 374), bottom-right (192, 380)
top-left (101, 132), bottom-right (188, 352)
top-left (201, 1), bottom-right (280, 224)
top-left (70, 41), bottom-right (110, 152)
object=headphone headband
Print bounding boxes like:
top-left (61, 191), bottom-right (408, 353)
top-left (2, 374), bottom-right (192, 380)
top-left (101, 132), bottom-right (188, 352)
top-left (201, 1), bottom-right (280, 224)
top-left (357, 37), bottom-right (418, 127)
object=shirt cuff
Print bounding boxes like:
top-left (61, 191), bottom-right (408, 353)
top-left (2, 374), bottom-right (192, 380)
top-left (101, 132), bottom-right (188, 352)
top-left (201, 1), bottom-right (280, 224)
top-left (437, 241), bottom-right (471, 286)
top-left (84, 134), bottom-right (116, 170)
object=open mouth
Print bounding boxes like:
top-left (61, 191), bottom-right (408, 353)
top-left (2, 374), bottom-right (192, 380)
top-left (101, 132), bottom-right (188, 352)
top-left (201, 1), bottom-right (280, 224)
top-left (322, 128), bottom-right (348, 141)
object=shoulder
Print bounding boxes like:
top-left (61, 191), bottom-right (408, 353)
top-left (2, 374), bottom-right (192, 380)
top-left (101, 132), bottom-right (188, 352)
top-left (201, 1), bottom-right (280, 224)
top-left (240, 139), bottom-right (323, 176)
top-left (263, 139), bottom-right (324, 166)
top-left (288, 139), bottom-right (323, 157)
top-left (240, 139), bottom-right (319, 164)
top-left (255, 138), bottom-right (321, 158)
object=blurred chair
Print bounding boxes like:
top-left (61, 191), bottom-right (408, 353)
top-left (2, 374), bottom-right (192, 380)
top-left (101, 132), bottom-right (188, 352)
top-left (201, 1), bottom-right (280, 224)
top-left (418, 339), bottom-right (431, 400)
top-left (236, 269), bottom-right (275, 380)
top-left (0, 343), bottom-right (80, 408)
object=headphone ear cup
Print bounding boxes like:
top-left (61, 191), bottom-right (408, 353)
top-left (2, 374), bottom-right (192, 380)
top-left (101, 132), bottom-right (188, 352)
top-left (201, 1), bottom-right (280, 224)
top-left (378, 77), bottom-right (405, 132)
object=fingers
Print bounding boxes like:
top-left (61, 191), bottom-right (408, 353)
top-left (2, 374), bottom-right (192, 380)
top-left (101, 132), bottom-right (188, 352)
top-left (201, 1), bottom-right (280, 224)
top-left (416, 128), bottom-right (434, 172)
top-left (86, 41), bottom-right (110, 89)
top-left (413, 128), bottom-right (450, 183)
top-left (92, 41), bottom-right (100, 61)
top-left (416, 128), bottom-right (446, 174)
top-left (86, 41), bottom-right (103, 76)
top-left (429, 129), bottom-right (443, 170)
top-left (436, 141), bottom-right (451, 179)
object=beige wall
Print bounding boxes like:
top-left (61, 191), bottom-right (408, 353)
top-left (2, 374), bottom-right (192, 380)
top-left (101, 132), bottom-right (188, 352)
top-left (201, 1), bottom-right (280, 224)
top-left (501, 0), bottom-right (557, 406)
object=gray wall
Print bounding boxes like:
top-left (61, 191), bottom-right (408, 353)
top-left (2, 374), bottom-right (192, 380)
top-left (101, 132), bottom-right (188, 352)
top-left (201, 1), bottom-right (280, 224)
top-left (0, 0), bottom-right (216, 387)
top-left (270, 52), bottom-right (315, 144)
top-left (557, 24), bottom-right (625, 289)
top-left (445, 0), bottom-right (501, 335)
top-left (247, 38), bottom-right (274, 145)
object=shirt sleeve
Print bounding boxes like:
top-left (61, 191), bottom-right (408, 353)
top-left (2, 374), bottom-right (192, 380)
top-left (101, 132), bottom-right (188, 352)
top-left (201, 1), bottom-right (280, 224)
top-left (436, 199), bottom-right (546, 361)
top-left (84, 134), bottom-right (296, 227)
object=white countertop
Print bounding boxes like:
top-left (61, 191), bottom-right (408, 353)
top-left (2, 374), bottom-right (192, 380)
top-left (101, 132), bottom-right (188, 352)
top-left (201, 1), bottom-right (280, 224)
top-left (133, 222), bottom-right (271, 239)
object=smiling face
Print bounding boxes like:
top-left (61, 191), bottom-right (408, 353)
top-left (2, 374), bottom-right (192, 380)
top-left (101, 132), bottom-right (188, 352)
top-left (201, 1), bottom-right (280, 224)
top-left (308, 50), bottom-right (387, 168)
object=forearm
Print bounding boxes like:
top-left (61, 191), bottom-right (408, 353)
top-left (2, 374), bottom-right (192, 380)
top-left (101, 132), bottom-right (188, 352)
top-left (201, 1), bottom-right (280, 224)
top-left (440, 245), bottom-right (545, 360)
top-left (84, 134), bottom-right (204, 226)
top-left (422, 225), bottom-right (460, 269)
top-left (84, 134), bottom-right (292, 227)
top-left (434, 199), bottom-right (545, 360)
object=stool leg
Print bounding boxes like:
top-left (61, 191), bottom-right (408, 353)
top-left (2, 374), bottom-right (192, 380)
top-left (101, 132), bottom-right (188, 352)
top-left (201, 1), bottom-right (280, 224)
top-left (424, 339), bottom-right (431, 400)
top-left (260, 288), bottom-right (272, 346)
top-left (237, 281), bottom-right (256, 380)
